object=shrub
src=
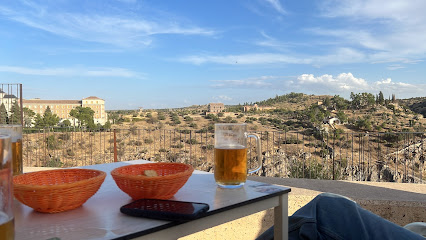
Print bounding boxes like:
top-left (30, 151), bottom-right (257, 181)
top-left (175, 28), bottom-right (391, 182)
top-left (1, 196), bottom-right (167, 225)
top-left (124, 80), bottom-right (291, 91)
top-left (46, 135), bottom-right (61, 150)
top-left (186, 139), bottom-right (198, 145)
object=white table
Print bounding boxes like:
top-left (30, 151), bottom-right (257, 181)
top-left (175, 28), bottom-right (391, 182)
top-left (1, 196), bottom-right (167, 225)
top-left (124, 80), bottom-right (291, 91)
top-left (15, 160), bottom-right (291, 240)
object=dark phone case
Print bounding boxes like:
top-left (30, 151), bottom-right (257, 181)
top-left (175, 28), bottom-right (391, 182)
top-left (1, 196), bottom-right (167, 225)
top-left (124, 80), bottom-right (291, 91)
top-left (120, 199), bottom-right (210, 222)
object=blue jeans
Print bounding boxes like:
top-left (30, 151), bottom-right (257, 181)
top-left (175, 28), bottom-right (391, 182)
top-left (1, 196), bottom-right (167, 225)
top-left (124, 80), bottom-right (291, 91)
top-left (287, 193), bottom-right (424, 240)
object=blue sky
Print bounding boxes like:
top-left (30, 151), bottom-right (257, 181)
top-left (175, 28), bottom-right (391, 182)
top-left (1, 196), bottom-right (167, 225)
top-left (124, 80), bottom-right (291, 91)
top-left (1, 0), bottom-right (425, 110)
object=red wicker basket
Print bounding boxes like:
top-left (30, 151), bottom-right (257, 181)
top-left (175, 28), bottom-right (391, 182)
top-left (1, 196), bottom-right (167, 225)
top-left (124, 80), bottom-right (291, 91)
top-left (111, 163), bottom-right (194, 200)
top-left (13, 169), bottom-right (106, 213)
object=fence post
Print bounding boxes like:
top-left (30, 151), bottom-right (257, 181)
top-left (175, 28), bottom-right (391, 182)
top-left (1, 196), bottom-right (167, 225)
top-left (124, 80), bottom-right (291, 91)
top-left (332, 132), bottom-right (335, 180)
top-left (114, 129), bottom-right (117, 162)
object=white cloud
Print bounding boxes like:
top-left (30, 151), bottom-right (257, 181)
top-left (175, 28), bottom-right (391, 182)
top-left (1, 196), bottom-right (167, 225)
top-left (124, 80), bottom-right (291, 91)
top-left (0, 65), bottom-right (142, 78)
top-left (297, 73), bottom-right (368, 91)
top-left (316, 0), bottom-right (426, 62)
top-left (293, 72), bottom-right (425, 98)
top-left (0, 2), bottom-right (215, 48)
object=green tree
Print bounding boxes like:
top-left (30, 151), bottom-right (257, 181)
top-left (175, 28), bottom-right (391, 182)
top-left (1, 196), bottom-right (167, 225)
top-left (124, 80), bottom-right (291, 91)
top-left (33, 114), bottom-right (44, 128)
top-left (323, 97), bottom-right (331, 107)
top-left (9, 101), bottom-right (21, 124)
top-left (378, 91), bottom-right (385, 105)
top-left (331, 95), bottom-right (349, 109)
top-left (103, 120), bottom-right (111, 129)
top-left (350, 92), bottom-right (376, 109)
top-left (23, 107), bottom-right (35, 127)
top-left (108, 112), bottom-right (119, 124)
top-left (43, 106), bottom-right (60, 127)
top-left (0, 103), bottom-right (8, 124)
top-left (61, 119), bottom-right (71, 127)
top-left (336, 111), bottom-right (348, 123)
top-left (69, 106), bottom-right (95, 128)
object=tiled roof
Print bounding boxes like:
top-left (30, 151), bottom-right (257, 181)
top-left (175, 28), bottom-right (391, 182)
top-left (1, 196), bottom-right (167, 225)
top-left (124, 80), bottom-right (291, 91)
top-left (83, 96), bottom-right (103, 100)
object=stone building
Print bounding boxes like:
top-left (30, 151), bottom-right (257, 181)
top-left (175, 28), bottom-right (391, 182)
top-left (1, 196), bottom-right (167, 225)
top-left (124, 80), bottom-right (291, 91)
top-left (22, 96), bottom-right (107, 125)
top-left (208, 103), bottom-right (225, 113)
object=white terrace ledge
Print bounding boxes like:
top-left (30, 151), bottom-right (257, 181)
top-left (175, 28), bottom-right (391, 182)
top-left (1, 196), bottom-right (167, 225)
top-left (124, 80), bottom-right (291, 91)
top-left (23, 167), bottom-right (426, 240)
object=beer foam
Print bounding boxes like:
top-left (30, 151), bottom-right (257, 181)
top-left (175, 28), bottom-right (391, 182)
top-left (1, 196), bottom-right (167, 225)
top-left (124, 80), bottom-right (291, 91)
top-left (0, 126), bottom-right (22, 142)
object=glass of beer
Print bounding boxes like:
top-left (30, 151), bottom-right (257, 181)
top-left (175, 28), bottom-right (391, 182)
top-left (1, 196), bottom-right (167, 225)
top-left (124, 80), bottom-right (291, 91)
top-left (214, 123), bottom-right (261, 188)
top-left (0, 134), bottom-right (14, 239)
top-left (0, 125), bottom-right (23, 176)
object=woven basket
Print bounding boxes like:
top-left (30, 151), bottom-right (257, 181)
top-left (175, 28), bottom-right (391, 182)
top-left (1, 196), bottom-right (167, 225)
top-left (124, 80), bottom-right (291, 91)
top-left (13, 169), bottom-right (106, 213)
top-left (111, 163), bottom-right (194, 200)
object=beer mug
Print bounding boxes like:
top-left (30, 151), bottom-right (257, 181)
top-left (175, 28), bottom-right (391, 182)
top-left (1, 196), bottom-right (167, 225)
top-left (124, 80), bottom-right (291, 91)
top-left (0, 125), bottom-right (23, 176)
top-left (214, 123), bottom-right (262, 188)
top-left (0, 134), bottom-right (14, 239)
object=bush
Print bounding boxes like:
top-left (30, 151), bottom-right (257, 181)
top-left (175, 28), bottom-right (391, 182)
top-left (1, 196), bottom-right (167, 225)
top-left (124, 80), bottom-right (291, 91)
top-left (171, 144), bottom-right (184, 148)
top-left (58, 133), bottom-right (71, 141)
top-left (46, 135), bottom-right (61, 150)
top-left (186, 139), bottom-right (198, 145)
top-left (44, 157), bottom-right (63, 167)
top-left (66, 148), bottom-right (75, 156)
top-left (144, 138), bottom-right (154, 144)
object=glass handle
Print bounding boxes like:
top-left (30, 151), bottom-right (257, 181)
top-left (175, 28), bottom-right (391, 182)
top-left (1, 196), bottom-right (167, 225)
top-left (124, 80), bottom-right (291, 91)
top-left (247, 133), bottom-right (262, 174)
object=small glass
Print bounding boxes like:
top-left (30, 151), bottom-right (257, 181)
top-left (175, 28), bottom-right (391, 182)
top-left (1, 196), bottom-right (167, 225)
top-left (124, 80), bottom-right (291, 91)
top-left (214, 123), bottom-right (262, 188)
top-left (0, 124), bottom-right (23, 176)
top-left (0, 134), bottom-right (14, 239)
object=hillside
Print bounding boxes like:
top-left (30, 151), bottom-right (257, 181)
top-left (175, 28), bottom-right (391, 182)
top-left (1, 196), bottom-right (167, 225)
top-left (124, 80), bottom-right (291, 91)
top-left (23, 93), bottom-right (425, 183)
top-left (108, 93), bottom-right (425, 135)
top-left (398, 97), bottom-right (426, 118)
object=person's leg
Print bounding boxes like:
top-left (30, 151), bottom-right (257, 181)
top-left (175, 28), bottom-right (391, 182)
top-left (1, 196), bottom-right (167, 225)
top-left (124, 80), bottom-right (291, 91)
top-left (288, 193), bottom-right (424, 240)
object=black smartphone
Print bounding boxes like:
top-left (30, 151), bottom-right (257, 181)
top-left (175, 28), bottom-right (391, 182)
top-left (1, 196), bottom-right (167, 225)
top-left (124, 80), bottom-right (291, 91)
top-left (120, 199), bottom-right (210, 222)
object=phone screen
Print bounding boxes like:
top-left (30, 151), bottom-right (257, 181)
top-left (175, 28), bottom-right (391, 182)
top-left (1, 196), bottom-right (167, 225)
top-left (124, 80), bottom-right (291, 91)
top-left (120, 199), bottom-right (210, 221)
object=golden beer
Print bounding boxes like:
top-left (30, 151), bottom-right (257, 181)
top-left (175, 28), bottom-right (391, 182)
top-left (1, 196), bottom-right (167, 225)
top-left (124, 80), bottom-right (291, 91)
top-left (0, 215), bottom-right (14, 240)
top-left (214, 146), bottom-right (247, 186)
top-left (12, 139), bottom-right (23, 176)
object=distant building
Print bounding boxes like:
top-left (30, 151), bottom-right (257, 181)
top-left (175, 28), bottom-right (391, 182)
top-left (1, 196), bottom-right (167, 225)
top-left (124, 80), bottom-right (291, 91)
top-left (0, 89), bottom-right (17, 114)
top-left (243, 104), bottom-right (275, 112)
top-left (22, 96), bottom-right (107, 125)
top-left (208, 103), bottom-right (225, 113)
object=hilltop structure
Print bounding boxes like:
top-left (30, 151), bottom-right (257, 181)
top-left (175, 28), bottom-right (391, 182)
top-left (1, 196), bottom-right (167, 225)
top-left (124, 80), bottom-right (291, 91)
top-left (22, 96), bottom-right (107, 125)
top-left (207, 103), bottom-right (225, 113)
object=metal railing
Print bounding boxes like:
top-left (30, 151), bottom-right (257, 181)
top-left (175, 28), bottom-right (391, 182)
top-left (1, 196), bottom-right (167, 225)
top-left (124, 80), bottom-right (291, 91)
top-left (22, 128), bottom-right (425, 183)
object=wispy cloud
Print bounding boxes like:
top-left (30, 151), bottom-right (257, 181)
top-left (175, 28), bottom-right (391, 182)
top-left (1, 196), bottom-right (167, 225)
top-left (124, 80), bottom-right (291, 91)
top-left (212, 95), bottom-right (233, 101)
top-left (211, 76), bottom-right (276, 89)
top-left (387, 64), bottom-right (405, 70)
top-left (264, 0), bottom-right (286, 14)
top-left (0, 65), bottom-right (142, 78)
top-left (179, 47), bottom-right (366, 66)
top-left (0, 1), bottom-right (215, 48)
top-left (315, 0), bottom-right (426, 62)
